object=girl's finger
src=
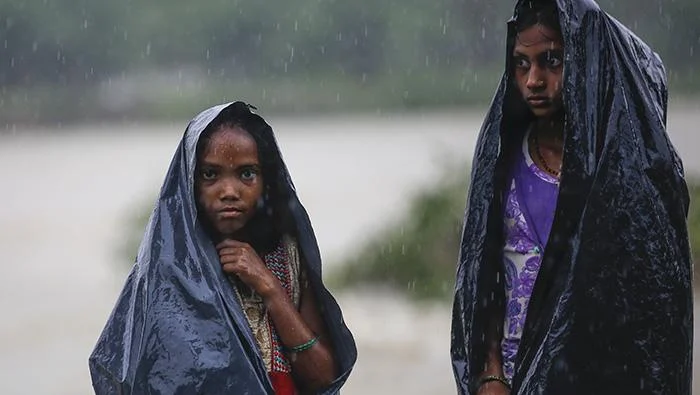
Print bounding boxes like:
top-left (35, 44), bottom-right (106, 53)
top-left (216, 239), bottom-right (250, 250)
top-left (218, 247), bottom-right (243, 256)
top-left (222, 263), bottom-right (242, 273)
top-left (219, 254), bottom-right (243, 265)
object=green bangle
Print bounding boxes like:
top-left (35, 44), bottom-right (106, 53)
top-left (285, 336), bottom-right (319, 353)
top-left (478, 375), bottom-right (511, 389)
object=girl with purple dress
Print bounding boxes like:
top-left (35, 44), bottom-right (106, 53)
top-left (451, 1), bottom-right (692, 394)
top-left (481, 5), bottom-right (564, 392)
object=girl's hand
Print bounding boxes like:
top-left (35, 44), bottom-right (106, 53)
top-left (477, 380), bottom-right (510, 395)
top-left (216, 239), bottom-right (280, 297)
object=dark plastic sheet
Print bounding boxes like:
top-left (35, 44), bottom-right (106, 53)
top-left (89, 103), bottom-right (357, 394)
top-left (451, 1), bottom-right (692, 394)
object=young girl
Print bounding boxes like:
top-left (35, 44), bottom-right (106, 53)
top-left (451, 1), bottom-right (691, 394)
top-left (90, 102), bottom-right (357, 394)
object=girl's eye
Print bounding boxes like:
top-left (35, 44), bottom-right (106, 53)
top-left (545, 51), bottom-right (563, 68)
top-left (515, 57), bottom-right (530, 69)
top-left (201, 169), bottom-right (217, 180)
top-left (548, 56), bottom-right (562, 68)
top-left (240, 168), bottom-right (258, 181)
top-left (515, 59), bottom-right (530, 70)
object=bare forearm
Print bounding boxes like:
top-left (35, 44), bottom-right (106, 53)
top-left (483, 304), bottom-right (505, 377)
top-left (262, 286), bottom-right (337, 390)
top-left (483, 339), bottom-right (504, 376)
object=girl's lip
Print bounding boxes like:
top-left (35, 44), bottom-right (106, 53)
top-left (218, 210), bottom-right (243, 219)
top-left (527, 98), bottom-right (550, 107)
top-left (219, 206), bottom-right (244, 212)
top-left (218, 207), bottom-right (244, 217)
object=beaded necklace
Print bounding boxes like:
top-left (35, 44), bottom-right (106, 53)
top-left (532, 131), bottom-right (561, 178)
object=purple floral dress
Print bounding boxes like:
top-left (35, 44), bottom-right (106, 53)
top-left (501, 129), bottom-right (559, 380)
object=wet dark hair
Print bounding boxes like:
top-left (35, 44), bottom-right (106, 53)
top-left (195, 101), bottom-right (294, 254)
top-left (514, 1), bottom-right (561, 35)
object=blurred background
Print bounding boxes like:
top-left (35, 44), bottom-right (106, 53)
top-left (0, 0), bottom-right (699, 394)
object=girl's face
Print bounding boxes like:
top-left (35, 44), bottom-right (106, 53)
top-left (196, 126), bottom-right (263, 240)
top-left (513, 24), bottom-right (564, 119)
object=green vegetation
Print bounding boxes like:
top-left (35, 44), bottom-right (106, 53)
top-left (689, 183), bottom-right (700, 285)
top-left (2, 0), bottom-right (699, 124)
top-left (327, 164), bottom-right (468, 301)
top-left (0, 69), bottom-right (502, 126)
top-left (330, 171), bottom-right (700, 301)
